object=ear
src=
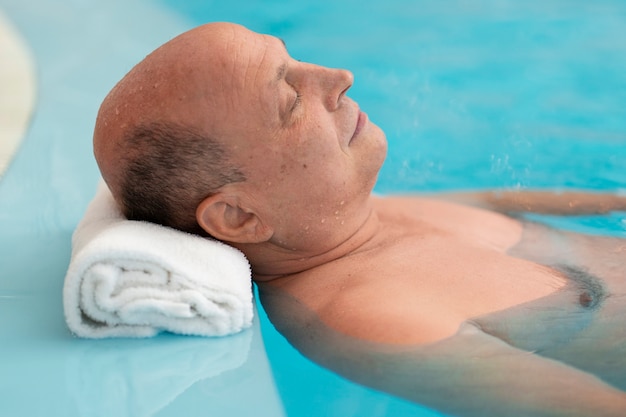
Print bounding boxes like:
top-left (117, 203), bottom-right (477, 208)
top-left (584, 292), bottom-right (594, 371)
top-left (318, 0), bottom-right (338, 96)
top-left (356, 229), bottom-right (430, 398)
top-left (195, 193), bottom-right (273, 243)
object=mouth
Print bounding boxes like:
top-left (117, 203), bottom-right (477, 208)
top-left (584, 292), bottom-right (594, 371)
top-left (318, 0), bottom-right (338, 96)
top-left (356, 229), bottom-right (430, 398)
top-left (349, 109), bottom-right (368, 144)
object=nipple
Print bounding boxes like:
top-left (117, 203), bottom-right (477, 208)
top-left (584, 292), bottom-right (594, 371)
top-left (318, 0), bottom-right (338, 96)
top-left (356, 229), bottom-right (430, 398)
top-left (579, 291), bottom-right (594, 308)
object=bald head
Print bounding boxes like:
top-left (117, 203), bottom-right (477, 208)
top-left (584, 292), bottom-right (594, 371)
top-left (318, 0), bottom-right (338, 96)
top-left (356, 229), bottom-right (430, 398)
top-left (93, 23), bottom-right (247, 234)
top-left (95, 23), bottom-right (238, 192)
top-left (92, 21), bottom-right (387, 249)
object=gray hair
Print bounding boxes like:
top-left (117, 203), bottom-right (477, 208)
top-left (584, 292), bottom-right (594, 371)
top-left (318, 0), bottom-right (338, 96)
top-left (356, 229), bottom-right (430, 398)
top-left (119, 121), bottom-right (246, 235)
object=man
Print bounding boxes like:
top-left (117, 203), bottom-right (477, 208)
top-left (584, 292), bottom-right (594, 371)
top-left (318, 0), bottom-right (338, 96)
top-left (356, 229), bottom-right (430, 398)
top-left (94, 22), bottom-right (626, 416)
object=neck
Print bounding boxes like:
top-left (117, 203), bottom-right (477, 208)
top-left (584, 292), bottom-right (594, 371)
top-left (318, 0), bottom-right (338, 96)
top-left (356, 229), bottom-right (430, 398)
top-left (238, 197), bottom-right (382, 281)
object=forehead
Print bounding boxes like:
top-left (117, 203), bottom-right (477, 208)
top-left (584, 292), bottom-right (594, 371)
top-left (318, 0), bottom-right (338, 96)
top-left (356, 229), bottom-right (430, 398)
top-left (207, 26), bottom-right (288, 122)
top-left (219, 27), bottom-right (287, 85)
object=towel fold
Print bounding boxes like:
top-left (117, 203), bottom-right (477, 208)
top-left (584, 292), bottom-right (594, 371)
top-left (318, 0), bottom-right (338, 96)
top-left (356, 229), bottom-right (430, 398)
top-left (63, 182), bottom-right (253, 338)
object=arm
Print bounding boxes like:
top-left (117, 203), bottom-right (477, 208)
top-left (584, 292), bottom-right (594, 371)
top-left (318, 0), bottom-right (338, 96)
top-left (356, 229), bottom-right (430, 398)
top-left (433, 189), bottom-right (626, 216)
top-left (260, 287), bottom-right (626, 417)
top-left (380, 323), bottom-right (626, 417)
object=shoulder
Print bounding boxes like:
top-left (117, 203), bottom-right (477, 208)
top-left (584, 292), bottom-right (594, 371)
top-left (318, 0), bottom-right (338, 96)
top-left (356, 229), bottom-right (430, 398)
top-left (261, 272), bottom-right (462, 346)
top-left (371, 194), bottom-right (523, 248)
top-left (316, 284), bottom-right (462, 345)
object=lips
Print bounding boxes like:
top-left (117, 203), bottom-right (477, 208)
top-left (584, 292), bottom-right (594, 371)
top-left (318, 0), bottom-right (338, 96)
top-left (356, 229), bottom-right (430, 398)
top-left (350, 109), bottom-right (368, 144)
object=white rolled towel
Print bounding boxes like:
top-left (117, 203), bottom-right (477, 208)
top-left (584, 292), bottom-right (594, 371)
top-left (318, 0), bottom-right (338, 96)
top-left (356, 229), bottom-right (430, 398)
top-left (63, 182), bottom-right (253, 338)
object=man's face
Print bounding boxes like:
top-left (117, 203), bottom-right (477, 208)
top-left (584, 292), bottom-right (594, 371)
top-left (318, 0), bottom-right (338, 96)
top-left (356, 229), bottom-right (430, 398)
top-left (205, 24), bottom-right (388, 252)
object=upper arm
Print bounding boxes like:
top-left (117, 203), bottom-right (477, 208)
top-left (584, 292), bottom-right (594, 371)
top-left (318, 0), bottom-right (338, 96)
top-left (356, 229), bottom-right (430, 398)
top-left (317, 288), bottom-right (462, 345)
top-left (389, 323), bottom-right (626, 416)
top-left (260, 284), bottom-right (626, 417)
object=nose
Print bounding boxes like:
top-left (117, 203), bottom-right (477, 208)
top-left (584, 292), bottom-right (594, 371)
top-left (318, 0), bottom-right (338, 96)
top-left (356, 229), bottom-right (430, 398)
top-left (321, 67), bottom-right (353, 111)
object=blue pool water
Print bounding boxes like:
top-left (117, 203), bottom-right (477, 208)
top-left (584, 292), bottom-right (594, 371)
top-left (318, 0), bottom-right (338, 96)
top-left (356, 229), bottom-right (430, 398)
top-left (0, 0), bottom-right (624, 416)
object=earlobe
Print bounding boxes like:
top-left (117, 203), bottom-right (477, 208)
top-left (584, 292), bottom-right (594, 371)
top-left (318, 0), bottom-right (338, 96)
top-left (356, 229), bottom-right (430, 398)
top-left (196, 193), bottom-right (272, 243)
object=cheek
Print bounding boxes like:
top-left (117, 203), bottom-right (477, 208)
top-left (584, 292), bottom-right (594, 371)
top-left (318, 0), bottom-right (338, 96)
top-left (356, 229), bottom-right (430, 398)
top-left (291, 149), bottom-right (347, 189)
top-left (268, 118), bottom-right (348, 191)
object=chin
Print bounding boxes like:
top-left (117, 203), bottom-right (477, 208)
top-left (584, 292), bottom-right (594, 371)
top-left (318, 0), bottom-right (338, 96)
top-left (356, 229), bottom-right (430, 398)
top-left (371, 127), bottom-right (388, 170)
top-left (355, 122), bottom-right (387, 187)
top-left (370, 122), bottom-right (388, 151)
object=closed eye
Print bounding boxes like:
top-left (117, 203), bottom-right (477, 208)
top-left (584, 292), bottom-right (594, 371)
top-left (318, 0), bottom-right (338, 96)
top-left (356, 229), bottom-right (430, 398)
top-left (291, 91), bottom-right (302, 112)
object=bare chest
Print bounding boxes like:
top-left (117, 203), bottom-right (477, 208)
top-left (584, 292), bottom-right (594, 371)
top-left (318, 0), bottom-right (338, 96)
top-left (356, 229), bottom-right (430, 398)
top-left (345, 236), bottom-right (567, 319)
top-left (269, 210), bottom-right (568, 343)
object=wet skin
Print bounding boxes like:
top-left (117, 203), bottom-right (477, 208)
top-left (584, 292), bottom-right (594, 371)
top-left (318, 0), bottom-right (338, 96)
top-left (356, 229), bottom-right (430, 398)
top-left (92, 22), bottom-right (626, 417)
top-left (258, 197), bottom-right (626, 417)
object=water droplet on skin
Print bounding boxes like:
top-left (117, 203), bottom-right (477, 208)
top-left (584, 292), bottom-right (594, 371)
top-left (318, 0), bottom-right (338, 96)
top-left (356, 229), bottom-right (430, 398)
top-left (321, 219), bottom-right (326, 224)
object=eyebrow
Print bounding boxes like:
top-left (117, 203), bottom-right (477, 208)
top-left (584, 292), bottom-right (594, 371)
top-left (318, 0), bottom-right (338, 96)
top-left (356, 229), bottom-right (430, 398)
top-left (275, 63), bottom-right (287, 83)
top-left (274, 38), bottom-right (288, 83)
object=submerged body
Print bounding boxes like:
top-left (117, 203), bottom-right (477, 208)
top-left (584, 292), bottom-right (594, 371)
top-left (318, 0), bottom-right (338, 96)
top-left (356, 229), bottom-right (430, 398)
top-left (258, 195), bottom-right (625, 346)
top-left (258, 195), bottom-right (626, 416)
